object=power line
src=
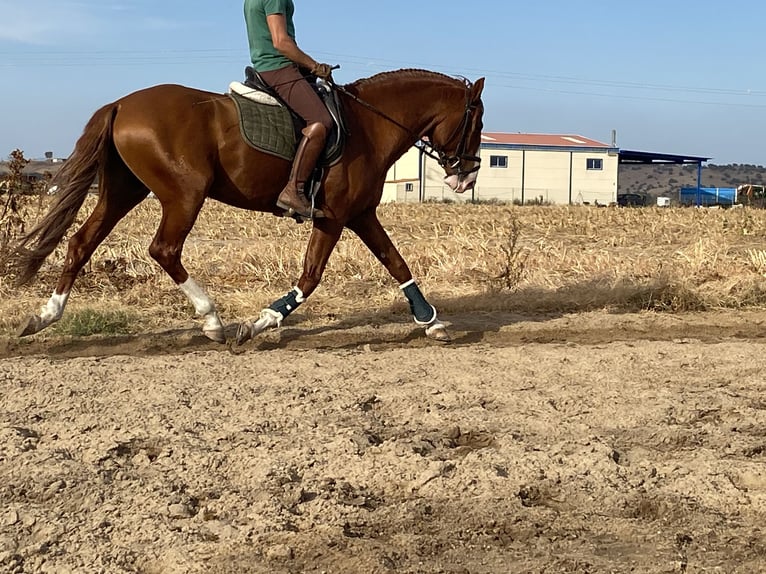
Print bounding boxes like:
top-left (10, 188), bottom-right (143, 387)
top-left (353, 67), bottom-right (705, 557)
top-left (490, 82), bottom-right (766, 109)
top-left (314, 51), bottom-right (766, 97)
top-left (2, 46), bottom-right (765, 108)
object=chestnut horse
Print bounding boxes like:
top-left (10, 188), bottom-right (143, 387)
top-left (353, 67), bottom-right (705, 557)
top-left (12, 69), bottom-right (485, 345)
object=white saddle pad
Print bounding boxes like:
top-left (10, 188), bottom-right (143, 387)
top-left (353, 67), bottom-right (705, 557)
top-left (228, 82), bottom-right (282, 106)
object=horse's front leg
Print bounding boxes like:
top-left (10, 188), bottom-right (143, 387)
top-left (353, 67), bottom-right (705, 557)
top-left (346, 209), bottom-right (450, 342)
top-left (236, 219), bottom-right (343, 345)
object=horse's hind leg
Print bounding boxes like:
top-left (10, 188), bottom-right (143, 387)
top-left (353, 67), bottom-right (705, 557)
top-left (148, 196), bottom-right (226, 343)
top-left (346, 209), bottom-right (450, 342)
top-left (19, 170), bottom-right (149, 336)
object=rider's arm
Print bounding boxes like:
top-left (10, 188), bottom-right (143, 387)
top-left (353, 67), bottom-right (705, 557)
top-left (266, 13), bottom-right (317, 71)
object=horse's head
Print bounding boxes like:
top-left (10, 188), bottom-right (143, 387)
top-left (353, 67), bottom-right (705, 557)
top-left (429, 77), bottom-right (485, 194)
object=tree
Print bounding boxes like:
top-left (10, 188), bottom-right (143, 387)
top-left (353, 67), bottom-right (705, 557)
top-left (0, 149), bottom-right (42, 264)
top-left (2, 149), bottom-right (31, 194)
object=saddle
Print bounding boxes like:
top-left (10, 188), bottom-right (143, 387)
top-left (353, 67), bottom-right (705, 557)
top-left (228, 66), bottom-right (346, 167)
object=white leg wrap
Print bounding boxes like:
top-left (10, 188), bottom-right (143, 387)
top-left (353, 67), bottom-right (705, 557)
top-left (179, 278), bottom-right (224, 341)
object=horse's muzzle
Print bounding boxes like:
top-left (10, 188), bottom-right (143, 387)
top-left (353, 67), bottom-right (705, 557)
top-left (444, 173), bottom-right (477, 194)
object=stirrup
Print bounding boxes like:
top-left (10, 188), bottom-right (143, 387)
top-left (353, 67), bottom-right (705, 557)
top-left (276, 198), bottom-right (325, 219)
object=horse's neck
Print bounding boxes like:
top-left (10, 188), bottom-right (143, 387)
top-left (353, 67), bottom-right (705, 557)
top-left (360, 84), bottom-right (444, 128)
top-left (351, 80), bottom-right (454, 148)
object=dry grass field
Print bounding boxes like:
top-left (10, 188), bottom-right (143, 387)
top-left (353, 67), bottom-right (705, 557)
top-left (4, 199), bottom-right (766, 337)
top-left (3, 199), bottom-right (766, 573)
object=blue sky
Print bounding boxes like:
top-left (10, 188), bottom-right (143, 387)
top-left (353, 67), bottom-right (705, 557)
top-left (2, 0), bottom-right (765, 165)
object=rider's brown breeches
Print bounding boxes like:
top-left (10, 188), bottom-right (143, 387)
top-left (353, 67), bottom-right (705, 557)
top-left (259, 65), bottom-right (333, 133)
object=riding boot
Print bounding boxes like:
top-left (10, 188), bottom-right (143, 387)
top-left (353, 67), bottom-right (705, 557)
top-left (277, 122), bottom-right (328, 219)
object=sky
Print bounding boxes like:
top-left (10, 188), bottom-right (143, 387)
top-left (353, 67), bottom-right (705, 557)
top-left (1, 0), bottom-right (765, 166)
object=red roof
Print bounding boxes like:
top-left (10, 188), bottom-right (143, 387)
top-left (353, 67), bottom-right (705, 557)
top-left (481, 132), bottom-right (611, 148)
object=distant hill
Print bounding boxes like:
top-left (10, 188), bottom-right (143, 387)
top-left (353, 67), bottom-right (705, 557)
top-left (0, 159), bottom-right (64, 177)
top-left (618, 163), bottom-right (766, 201)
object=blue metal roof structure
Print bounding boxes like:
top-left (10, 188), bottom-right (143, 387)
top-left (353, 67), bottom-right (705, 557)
top-left (618, 150), bottom-right (710, 165)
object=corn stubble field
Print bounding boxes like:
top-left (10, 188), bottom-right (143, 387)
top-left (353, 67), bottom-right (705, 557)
top-left (3, 198), bottom-right (766, 336)
top-left (5, 198), bottom-right (766, 573)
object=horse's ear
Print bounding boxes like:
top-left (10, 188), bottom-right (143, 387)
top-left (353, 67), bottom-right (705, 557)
top-left (471, 77), bottom-right (485, 101)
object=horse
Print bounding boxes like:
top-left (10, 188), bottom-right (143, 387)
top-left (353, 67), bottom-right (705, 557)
top-left (11, 69), bottom-right (485, 345)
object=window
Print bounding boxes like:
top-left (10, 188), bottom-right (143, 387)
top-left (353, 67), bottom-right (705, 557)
top-left (404, 182), bottom-right (414, 192)
top-left (587, 158), bottom-right (603, 170)
top-left (490, 155), bottom-right (508, 168)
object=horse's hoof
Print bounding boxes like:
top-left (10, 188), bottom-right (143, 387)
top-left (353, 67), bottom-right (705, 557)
top-left (235, 309), bottom-right (282, 346)
top-left (17, 315), bottom-right (42, 338)
top-left (235, 321), bottom-right (253, 346)
top-left (203, 327), bottom-right (226, 344)
top-left (425, 322), bottom-right (452, 343)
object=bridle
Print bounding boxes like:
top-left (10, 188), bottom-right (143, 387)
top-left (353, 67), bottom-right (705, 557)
top-left (334, 79), bottom-right (481, 178)
top-left (424, 94), bottom-right (482, 179)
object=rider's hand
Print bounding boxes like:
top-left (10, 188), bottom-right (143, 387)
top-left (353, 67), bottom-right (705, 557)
top-left (311, 63), bottom-right (333, 80)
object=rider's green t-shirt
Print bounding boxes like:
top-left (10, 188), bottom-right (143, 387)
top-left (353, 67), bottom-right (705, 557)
top-left (244, 0), bottom-right (295, 72)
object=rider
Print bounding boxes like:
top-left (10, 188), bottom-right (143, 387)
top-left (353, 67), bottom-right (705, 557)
top-left (244, 0), bottom-right (334, 219)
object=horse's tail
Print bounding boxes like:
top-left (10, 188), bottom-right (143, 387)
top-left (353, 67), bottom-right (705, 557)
top-left (12, 102), bottom-right (118, 286)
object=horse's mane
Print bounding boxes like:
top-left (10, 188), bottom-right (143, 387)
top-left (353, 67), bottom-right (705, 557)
top-left (345, 68), bottom-right (466, 91)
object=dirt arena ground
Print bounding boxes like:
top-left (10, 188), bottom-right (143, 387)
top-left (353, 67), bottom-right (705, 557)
top-left (2, 307), bottom-right (766, 574)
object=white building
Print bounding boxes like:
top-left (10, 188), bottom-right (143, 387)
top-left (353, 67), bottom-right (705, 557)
top-left (383, 132), bottom-right (619, 205)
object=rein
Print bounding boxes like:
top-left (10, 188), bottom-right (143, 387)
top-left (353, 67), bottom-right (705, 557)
top-left (333, 80), bottom-right (481, 177)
